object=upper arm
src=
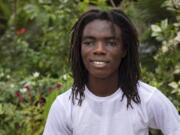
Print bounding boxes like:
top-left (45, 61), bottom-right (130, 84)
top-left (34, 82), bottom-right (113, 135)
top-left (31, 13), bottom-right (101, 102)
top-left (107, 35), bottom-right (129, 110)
top-left (43, 96), bottom-right (72, 135)
top-left (147, 90), bottom-right (180, 135)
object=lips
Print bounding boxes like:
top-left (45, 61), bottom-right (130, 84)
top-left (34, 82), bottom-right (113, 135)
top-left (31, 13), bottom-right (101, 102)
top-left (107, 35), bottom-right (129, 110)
top-left (90, 60), bottom-right (109, 68)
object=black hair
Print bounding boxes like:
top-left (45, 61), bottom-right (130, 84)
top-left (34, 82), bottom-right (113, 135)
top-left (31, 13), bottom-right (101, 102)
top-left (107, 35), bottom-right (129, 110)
top-left (70, 9), bottom-right (141, 108)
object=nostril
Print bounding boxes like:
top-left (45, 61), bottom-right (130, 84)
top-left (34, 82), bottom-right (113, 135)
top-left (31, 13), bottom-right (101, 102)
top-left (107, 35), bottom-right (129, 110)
top-left (93, 43), bottom-right (106, 55)
top-left (93, 48), bottom-right (106, 55)
top-left (93, 51), bottom-right (106, 55)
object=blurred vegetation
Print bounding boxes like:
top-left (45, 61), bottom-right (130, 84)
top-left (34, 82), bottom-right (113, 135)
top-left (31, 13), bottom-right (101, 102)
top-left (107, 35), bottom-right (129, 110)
top-left (0, 0), bottom-right (179, 135)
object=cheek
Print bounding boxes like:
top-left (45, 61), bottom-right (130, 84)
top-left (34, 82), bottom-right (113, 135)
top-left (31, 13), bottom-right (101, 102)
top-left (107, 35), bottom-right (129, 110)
top-left (111, 50), bottom-right (124, 67)
top-left (114, 57), bottom-right (122, 68)
top-left (81, 48), bottom-right (89, 66)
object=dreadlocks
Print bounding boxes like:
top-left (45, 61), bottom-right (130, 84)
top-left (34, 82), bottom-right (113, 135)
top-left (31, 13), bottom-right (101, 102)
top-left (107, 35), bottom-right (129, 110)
top-left (70, 9), bottom-right (141, 108)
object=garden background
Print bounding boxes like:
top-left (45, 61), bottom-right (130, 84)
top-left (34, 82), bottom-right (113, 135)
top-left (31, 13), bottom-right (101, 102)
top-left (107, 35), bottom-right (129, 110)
top-left (0, 0), bottom-right (179, 135)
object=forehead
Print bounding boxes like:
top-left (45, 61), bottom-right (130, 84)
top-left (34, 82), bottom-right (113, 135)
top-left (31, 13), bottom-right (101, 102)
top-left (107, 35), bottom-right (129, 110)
top-left (82, 20), bottom-right (121, 38)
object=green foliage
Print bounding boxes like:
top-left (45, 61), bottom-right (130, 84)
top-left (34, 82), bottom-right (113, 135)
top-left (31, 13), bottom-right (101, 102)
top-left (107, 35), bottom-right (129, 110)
top-left (142, 0), bottom-right (180, 108)
top-left (0, 0), bottom-right (82, 77)
top-left (0, 0), bottom-right (179, 135)
top-left (0, 72), bottom-right (73, 135)
top-left (0, 0), bottom-right (87, 135)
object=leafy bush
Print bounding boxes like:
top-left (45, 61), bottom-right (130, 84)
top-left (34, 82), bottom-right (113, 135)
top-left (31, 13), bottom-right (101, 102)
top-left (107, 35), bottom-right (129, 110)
top-left (0, 0), bottom-right (82, 77)
top-left (142, 0), bottom-right (180, 109)
top-left (0, 72), bottom-right (73, 135)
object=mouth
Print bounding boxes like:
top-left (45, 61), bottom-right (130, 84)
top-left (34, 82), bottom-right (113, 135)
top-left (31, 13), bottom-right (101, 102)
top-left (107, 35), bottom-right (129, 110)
top-left (91, 60), bottom-right (109, 68)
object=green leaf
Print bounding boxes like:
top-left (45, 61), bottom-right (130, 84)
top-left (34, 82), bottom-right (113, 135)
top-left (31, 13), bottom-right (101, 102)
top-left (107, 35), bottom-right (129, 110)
top-left (161, 19), bottom-right (168, 30)
top-left (0, 0), bottom-right (11, 18)
top-left (151, 24), bottom-right (161, 32)
top-left (0, 104), bottom-right (4, 115)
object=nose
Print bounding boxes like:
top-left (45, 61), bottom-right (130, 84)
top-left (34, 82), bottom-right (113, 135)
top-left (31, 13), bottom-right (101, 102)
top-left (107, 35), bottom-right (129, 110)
top-left (93, 41), bottom-right (106, 55)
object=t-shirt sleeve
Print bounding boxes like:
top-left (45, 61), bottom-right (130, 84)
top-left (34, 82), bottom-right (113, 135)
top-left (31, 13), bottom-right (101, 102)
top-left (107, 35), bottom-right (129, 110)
top-left (147, 89), bottom-right (180, 135)
top-left (43, 96), bottom-right (72, 135)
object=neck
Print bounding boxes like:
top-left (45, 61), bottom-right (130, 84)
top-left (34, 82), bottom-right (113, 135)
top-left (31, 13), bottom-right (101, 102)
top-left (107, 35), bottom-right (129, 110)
top-left (87, 75), bottom-right (119, 97)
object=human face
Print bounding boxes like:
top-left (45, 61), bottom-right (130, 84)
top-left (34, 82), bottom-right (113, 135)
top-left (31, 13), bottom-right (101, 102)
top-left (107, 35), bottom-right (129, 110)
top-left (81, 20), bottom-right (126, 80)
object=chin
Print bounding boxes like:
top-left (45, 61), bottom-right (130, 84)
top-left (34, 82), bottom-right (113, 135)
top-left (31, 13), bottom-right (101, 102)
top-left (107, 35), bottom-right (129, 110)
top-left (90, 72), bottom-right (112, 80)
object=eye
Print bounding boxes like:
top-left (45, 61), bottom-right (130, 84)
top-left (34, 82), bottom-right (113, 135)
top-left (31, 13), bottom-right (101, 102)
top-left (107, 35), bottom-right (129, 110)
top-left (82, 41), bottom-right (94, 46)
top-left (106, 40), bottom-right (117, 46)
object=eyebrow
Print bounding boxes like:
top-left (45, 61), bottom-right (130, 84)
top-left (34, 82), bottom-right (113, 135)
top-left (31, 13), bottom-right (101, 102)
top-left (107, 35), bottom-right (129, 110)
top-left (82, 36), bottom-right (117, 40)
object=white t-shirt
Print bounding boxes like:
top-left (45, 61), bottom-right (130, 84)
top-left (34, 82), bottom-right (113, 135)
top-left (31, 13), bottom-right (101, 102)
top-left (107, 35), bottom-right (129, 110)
top-left (43, 81), bottom-right (180, 135)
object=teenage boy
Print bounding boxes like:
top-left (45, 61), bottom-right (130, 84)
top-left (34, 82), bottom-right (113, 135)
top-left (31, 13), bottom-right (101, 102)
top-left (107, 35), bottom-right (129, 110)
top-left (43, 9), bottom-right (180, 135)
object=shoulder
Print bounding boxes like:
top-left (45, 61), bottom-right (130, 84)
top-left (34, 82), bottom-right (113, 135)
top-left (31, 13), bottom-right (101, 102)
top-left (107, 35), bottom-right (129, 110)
top-left (48, 88), bottom-right (73, 116)
top-left (137, 81), bottom-right (157, 103)
top-left (136, 81), bottom-right (180, 134)
top-left (137, 81), bottom-right (175, 108)
top-left (49, 88), bottom-right (73, 124)
top-left (136, 81), bottom-right (178, 120)
top-left (137, 81), bottom-right (176, 109)
top-left (43, 89), bottom-right (73, 135)
top-left (57, 88), bottom-right (72, 101)
top-left (55, 88), bottom-right (72, 107)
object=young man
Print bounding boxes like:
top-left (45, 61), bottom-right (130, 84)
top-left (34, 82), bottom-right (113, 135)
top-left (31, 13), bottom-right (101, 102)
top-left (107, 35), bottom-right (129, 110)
top-left (43, 9), bottom-right (180, 135)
